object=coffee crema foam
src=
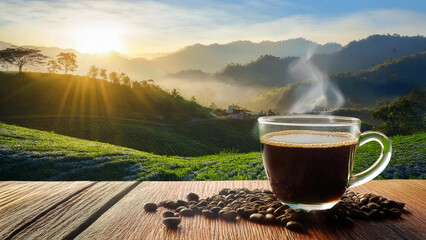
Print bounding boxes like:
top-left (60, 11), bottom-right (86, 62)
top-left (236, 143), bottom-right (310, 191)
top-left (260, 130), bottom-right (358, 148)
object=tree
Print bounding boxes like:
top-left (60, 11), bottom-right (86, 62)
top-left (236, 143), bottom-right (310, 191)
top-left (120, 72), bottom-right (131, 86)
top-left (87, 65), bottom-right (99, 79)
top-left (99, 68), bottom-right (107, 80)
top-left (57, 52), bottom-right (77, 74)
top-left (0, 47), bottom-right (47, 73)
top-left (47, 60), bottom-right (61, 73)
top-left (109, 71), bottom-right (120, 84)
top-left (372, 98), bottom-right (424, 136)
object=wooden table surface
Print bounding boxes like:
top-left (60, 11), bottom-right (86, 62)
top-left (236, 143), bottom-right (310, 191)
top-left (0, 180), bottom-right (425, 240)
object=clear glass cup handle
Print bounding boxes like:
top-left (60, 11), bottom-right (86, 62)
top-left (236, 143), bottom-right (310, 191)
top-left (348, 131), bottom-right (392, 188)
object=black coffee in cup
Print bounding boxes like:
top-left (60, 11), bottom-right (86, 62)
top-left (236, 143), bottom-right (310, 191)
top-left (261, 130), bottom-right (358, 205)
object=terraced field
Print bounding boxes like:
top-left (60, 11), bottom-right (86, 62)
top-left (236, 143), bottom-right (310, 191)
top-left (1, 123), bottom-right (424, 181)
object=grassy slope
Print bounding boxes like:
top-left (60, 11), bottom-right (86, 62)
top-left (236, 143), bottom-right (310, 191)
top-left (1, 117), bottom-right (259, 156)
top-left (1, 123), bottom-right (424, 181)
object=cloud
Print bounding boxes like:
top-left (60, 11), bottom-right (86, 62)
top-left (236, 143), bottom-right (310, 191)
top-left (0, 0), bottom-right (425, 54)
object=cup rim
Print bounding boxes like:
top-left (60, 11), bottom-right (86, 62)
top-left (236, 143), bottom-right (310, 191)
top-left (257, 114), bottom-right (361, 127)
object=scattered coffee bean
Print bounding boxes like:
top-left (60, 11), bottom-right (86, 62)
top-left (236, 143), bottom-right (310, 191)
top-left (143, 202), bottom-right (157, 212)
top-left (187, 192), bottom-right (199, 202)
top-left (163, 211), bottom-right (175, 218)
top-left (274, 205), bottom-right (290, 216)
top-left (163, 217), bottom-right (181, 228)
top-left (387, 208), bottom-right (402, 218)
top-left (396, 202), bottom-right (405, 210)
top-left (176, 200), bottom-right (188, 207)
top-left (175, 206), bottom-right (187, 212)
top-left (149, 188), bottom-right (406, 233)
top-left (286, 221), bottom-right (304, 232)
top-left (202, 209), bottom-right (215, 219)
top-left (265, 214), bottom-right (276, 223)
top-left (249, 213), bottom-right (266, 223)
top-left (221, 210), bottom-right (237, 222)
top-left (180, 208), bottom-right (195, 217)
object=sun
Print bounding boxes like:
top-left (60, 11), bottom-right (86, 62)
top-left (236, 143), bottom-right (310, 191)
top-left (73, 26), bottom-right (122, 54)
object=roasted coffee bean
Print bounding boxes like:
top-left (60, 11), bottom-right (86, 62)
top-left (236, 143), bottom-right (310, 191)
top-left (163, 211), bottom-right (175, 218)
top-left (249, 213), bottom-right (266, 223)
top-left (367, 202), bottom-right (380, 210)
top-left (265, 214), bottom-right (276, 224)
top-left (221, 211), bottom-right (237, 222)
top-left (388, 200), bottom-right (398, 208)
top-left (218, 201), bottom-right (226, 208)
top-left (164, 200), bottom-right (177, 209)
top-left (360, 205), bottom-right (369, 212)
top-left (236, 208), bottom-right (245, 217)
top-left (228, 189), bottom-right (237, 194)
top-left (285, 221), bottom-right (304, 232)
top-left (370, 196), bottom-right (380, 203)
top-left (274, 205), bottom-right (289, 216)
top-left (180, 208), bottom-right (195, 217)
top-left (219, 188), bottom-right (230, 195)
top-left (176, 200), bottom-right (188, 207)
top-left (175, 206), bottom-right (187, 212)
top-left (387, 208), bottom-right (402, 218)
top-left (189, 205), bottom-right (201, 214)
top-left (187, 192), bottom-right (199, 202)
top-left (163, 217), bottom-right (181, 228)
top-left (197, 200), bottom-right (208, 207)
top-left (262, 189), bottom-right (273, 194)
top-left (211, 207), bottom-right (221, 215)
top-left (396, 202), bottom-right (405, 210)
top-left (225, 195), bottom-right (235, 202)
top-left (349, 209), bottom-right (369, 220)
top-left (368, 209), bottom-right (381, 219)
top-left (266, 207), bottom-right (275, 214)
top-left (381, 200), bottom-right (392, 208)
top-left (360, 197), bottom-right (369, 204)
top-left (143, 202), bottom-right (157, 212)
top-left (202, 209), bottom-right (215, 219)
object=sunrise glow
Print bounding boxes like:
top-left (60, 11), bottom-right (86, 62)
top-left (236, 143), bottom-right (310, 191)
top-left (72, 27), bottom-right (123, 54)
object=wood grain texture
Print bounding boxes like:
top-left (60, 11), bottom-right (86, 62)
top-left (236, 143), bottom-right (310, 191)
top-left (77, 180), bottom-right (426, 240)
top-left (0, 181), bottom-right (94, 239)
top-left (7, 181), bottom-right (136, 240)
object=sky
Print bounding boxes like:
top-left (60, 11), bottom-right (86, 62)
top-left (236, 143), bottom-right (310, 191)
top-left (0, 0), bottom-right (426, 56)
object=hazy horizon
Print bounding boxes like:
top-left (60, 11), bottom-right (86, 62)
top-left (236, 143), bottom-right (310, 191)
top-left (1, 0), bottom-right (426, 56)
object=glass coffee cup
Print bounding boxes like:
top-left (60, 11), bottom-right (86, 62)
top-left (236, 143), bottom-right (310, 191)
top-left (258, 115), bottom-right (391, 210)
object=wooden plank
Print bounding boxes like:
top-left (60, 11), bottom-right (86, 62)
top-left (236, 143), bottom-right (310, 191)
top-left (0, 181), bottom-right (94, 239)
top-left (6, 181), bottom-right (137, 240)
top-left (77, 180), bottom-right (426, 240)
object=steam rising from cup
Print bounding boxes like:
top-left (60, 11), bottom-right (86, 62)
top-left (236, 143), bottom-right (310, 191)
top-left (287, 48), bottom-right (344, 113)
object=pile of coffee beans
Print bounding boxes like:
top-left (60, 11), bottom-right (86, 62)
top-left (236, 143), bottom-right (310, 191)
top-left (143, 188), bottom-right (405, 231)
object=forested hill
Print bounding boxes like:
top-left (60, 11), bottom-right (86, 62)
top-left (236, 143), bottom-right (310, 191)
top-left (218, 35), bottom-right (426, 87)
top-left (240, 50), bottom-right (426, 112)
top-left (0, 72), bottom-right (211, 122)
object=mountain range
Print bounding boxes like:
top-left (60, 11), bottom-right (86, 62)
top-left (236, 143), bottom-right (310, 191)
top-left (240, 50), bottom-right (426, 112)
top-left (1, 34), bottom-right (426, 110)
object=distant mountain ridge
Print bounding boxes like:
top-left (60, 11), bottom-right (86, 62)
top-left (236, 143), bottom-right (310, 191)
top-left (152, 39), bottom-right (341, 73)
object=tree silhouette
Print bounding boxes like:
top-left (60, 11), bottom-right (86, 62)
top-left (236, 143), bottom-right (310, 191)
top-left (0, 47), bottom-right (47, 73)
top-left (120, 72), bottom-right (131, 86)
top-left (57, 52), bottom-right (77, 74)
top-left (100, 68), bottom-right (107, 80)
top-left (109, 71), bottom-right (120, 84)
top-left (88, 65), bottom-right (99, 79)
top-left (47, 60), bottom-right (61, 73)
